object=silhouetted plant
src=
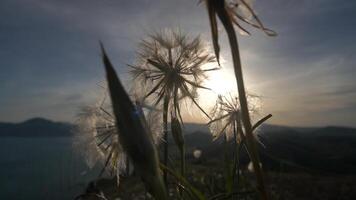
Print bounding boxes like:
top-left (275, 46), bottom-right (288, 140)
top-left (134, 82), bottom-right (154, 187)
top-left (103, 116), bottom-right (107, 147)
top-left (87, 44), bottom-right (168, 200)
top-left (202, 0), bottom-right (276, 199)
top-left (208, 94), bottom-right (260, 141)
top-left (76, 1), bottom-right (278, 198)
top-left (77, 89), bottom-right (163, 189)
top-left (208, 93), bottom-right (270, 198)
top-left (77, 103), bottom-right (126, 185)
top-left (130, 29), bottom-right (218, 183)
top-left (171, 112), bottom-right (185, 185)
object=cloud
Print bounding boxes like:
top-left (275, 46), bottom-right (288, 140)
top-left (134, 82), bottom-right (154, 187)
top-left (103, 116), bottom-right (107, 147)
top-left (0, 0), bottom-right (356, 126)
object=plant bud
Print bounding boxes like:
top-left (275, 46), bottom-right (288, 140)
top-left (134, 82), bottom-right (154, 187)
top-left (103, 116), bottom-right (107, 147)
top-left (101, 45), bottom-right (167, 200)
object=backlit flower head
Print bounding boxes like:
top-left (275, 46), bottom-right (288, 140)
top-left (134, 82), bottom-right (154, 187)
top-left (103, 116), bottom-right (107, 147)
top-left (130, 29), bottom-right (219, 121)
top-left (208, 93), bottom-right (260, 141)
top-left (76, 89), bottom-right (163, 187)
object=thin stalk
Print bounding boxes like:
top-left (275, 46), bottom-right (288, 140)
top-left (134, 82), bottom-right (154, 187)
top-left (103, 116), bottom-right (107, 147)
top-left (216, 7), bottom-right (268, 200)
top-left (179, 146), bottom-right (186, 199)
top-left (172, 103), bottom-right (186, 198)
top-left (224, 133), bottom-right (228, 163)
top-left (235, 142), bottom-right (243, 196)
top-left (163, 95), bottom-right (169, 186)
top-left (235, 120), bottom-right (244, 196)
top-left (223, 133), bottom-right (232, 194)
top-left (180, 147), bottom-right (186, 177)
top-left (125, 154), bottom-right (130, 176)
top-left (174, 103), bottom-right (186, 179)
top-left (231, 119), bottom-right (238, 200)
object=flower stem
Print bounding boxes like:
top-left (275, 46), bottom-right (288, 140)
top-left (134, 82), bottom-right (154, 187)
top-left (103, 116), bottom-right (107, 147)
top-left (180, 147), bottom-right (185, 177)
top-left (216, 7), bottom-right (268, 200)
top-left (163, 95), bottom-right (169, 187)
top-left (232, 119), bottom-right (238, 200)
top-left (179, 146), bottom-right (186, 199)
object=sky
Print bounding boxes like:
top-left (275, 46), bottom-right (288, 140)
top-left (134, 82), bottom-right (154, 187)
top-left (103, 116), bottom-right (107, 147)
top-left (0, 0), bottom-right (356, 127)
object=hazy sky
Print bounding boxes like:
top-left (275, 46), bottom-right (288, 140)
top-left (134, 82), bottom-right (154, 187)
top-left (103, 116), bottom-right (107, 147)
top-left (1, 0), bottom-right (356, 127)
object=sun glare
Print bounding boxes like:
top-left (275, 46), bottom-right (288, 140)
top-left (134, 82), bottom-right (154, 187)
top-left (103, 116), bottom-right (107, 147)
top-left (194, 64), bottom-right (238, 120)
top-left (193, 63), bottom-right (262, 123)
top-left (204, 68), bottom-right (237, 96)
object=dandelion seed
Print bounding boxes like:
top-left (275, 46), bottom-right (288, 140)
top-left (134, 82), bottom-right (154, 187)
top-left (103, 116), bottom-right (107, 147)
top-left (248, 161), bottom-right (262, 173)
top-left (193, 149), bottom-right (202, 159)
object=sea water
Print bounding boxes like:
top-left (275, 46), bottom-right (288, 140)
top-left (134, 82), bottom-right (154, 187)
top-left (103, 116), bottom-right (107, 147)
top-left (0, 137), bottom-right (99, 200)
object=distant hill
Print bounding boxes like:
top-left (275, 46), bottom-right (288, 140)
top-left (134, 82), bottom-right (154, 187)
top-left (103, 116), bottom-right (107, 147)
top-left (0, 118), bottom-right (74, 137)
top-left (0, 118), bottom-right (208, 138)
top-left (179, 123), bottom-right (356, 174)
top-left (2, 118), bottom-right (356, 173)
top-left (182, 122), bottom-right (210, 134)
top-left (257, 125), bottom-right (356, 174)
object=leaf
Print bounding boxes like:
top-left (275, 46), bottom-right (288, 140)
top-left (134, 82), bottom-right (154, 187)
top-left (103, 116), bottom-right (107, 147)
top-left (207, 113), bottom-right (229, 125)
top-left (238, 0), bottom-right (277, 37)
top-left (205, 0), bottom-right (220, 65)
top-left (252, 114), bottom-right (272, 131)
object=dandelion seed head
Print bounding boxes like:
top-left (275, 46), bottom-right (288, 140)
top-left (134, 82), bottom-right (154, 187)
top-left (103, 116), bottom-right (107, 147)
top-left (76, 89), bottom-right (163, 187)
top-left (208, 93), bottom-right (261, 141)
top-left (130, 29), bottom-right (218, 120)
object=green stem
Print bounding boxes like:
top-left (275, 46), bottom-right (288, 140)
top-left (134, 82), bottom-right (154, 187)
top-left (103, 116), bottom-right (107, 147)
top-left (163, 95), bottom-right (169, 187)
top-left (216, 6), bottom-right (268, 200)
top-left (223, 133), bottom-right (233, 195)
top-left (179, 147), bottom-right (186, 199)
top-left (231, 120), bottom-right (238, 200)
top-left (180, 147), bottom-right (186, 177)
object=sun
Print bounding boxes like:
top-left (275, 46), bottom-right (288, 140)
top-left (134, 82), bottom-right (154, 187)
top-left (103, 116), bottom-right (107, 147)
top-left (193, 65), bottom-right (238, 119)
top-left (204, 67), bottom-right (237, 96)
top-left (183, 63), bottom-right (263, 124)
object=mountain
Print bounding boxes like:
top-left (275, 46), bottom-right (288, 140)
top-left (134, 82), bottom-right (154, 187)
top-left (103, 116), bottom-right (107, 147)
top-left (0, 118), bottom-right (74, 137)
top-left (0, 118), bottom-right (208, 138)
top-left (256, 125), bottom-right (356, 174)
top-left (2, 117), bottom-right (356, 173)
top-left (178, 123), bottom-right (356, 174)
top-left (183, 123), bottom-right (210, 134)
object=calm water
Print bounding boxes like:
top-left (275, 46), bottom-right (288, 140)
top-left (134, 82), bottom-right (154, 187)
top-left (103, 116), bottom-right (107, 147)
top-left (0, 137), bottom-right (99, 200)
